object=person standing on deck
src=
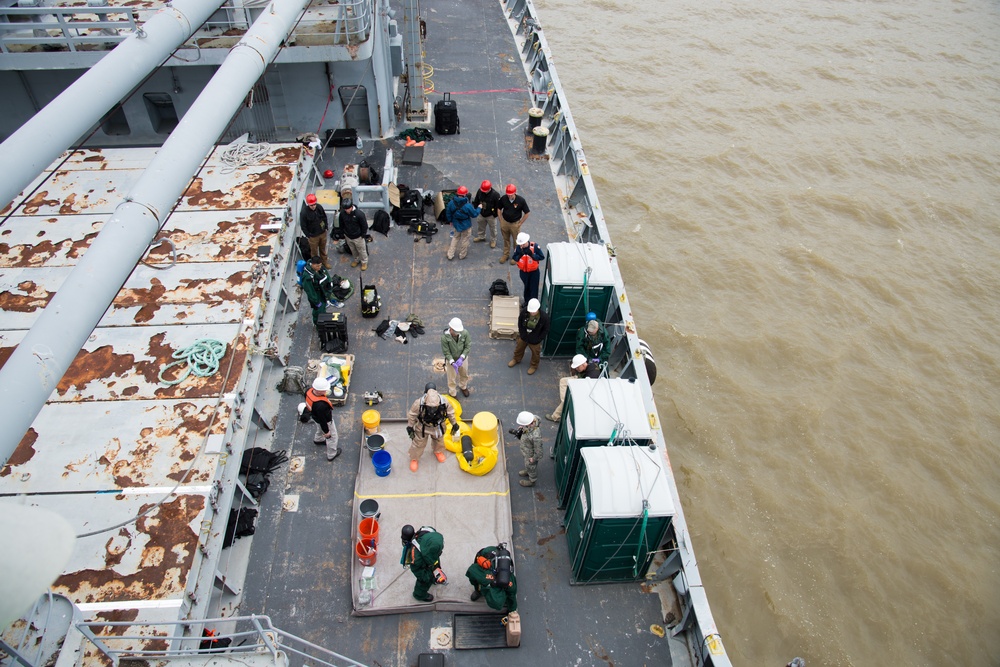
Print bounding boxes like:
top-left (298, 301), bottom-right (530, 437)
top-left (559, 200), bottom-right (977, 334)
top-left (466, 544), bottom-right (518, 611)
top-left (472, 180), bottom-right (501, 248)
top-left (512, 411), bottom-right (543, 487)
top-left (512, 232), bottom-right (545, 302)
top-left (576, 314), bottom-right (611, 366)
top-left (441, 317), bottom-right (471, 397)
top-left (338, 198), bottom-right (370, 270)
top-left (545, 354), bottom-right (602, 423)
top-left (496, 184), bottom-right (530, 265)
top-left (508, 298), bottom-right (549, 375)
top-left (300, 193), bottom-right (330, 268)
top-left (300, 255), bottom-right (339, 324)
top-left (445, 185), bottom-right (479, 261)
top-left (304, 378), bottom-right (341, 461)
top-left (406, 383), bottom-right (459, 472)
top-left (402, 525), bottom-right (445, 603)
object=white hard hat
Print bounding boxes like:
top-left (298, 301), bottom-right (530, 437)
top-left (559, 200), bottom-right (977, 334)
top-left (516, 232), bottom-right (530, 245)
top-left (571, 354), bottom-right (588, 368)
top-left (516, 411), bottom-right (534, 426)
top-left (526, 298), bottom-right (540, 312)
top-left (449, 317), bottom-right (464, 332)
top-left (313, 377), bottom-right (331, 393)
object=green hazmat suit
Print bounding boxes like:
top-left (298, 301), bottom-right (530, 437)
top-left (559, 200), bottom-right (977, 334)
top-left (466, 546), bottom-right (518, 612)
top-left (410, 529), bottom-right (444, 600)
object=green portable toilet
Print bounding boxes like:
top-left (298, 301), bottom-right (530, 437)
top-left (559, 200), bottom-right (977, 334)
top-left (553, 378), bottom-right (653, 509)
top-left (564, 446), bottom-right (675, 584)
top-left (540, 242), bottom-right (616, 357)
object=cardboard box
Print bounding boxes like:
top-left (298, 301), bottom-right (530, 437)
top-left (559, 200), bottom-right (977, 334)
top-left (433, 189), bottom-right (457, 221)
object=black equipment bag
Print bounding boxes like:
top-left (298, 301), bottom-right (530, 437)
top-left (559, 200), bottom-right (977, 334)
top-left (360, 280), bottom-right (381, 319)
top-left (297, 236), bottom-right (312, 261)
top-left (434, 92), bottom-right (460, 135)
top-left (240, 447), bottom-right (288, 475)
top-left (223, 507), bottom-right (258, 548)
top-left (488, 278), bottom-right (509, 297)
top-left (317, 311), bottom-right (348, 352)
top-left (371, 210), bottom-right (391, 236)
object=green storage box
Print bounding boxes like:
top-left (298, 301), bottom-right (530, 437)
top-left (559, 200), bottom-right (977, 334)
top-left (553, 378), bottom-right (653, 509)
top-left (540, 242), bottom-right (615, 357)
top-left (565, 446), bottom-right (675, 584)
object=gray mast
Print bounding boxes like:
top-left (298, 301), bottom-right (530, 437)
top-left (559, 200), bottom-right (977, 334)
top-left (0, 0), bottom-right (312, 464)
top-left (0, 0), bottom-right (228, 211)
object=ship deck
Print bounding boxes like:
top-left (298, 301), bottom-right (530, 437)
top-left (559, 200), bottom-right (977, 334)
top-left (236, 1), bottom-right (678, 665)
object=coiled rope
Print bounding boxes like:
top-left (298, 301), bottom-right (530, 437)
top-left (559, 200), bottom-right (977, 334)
top-left (158, 338), bottom-right (227, 386)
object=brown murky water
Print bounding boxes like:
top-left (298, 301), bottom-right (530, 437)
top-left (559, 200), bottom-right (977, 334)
top-left (534, 0), bottom-right (1000, 664)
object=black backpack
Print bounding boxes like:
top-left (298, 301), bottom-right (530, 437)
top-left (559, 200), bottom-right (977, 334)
top-left (245, 472), bottom-right (270, 500)
top-left (240, 447), bottom-right (288, 475)
top-left (371, 210), bottom-right (391, 236)
top-left (488, 278), bottom-right (509, 297)
top-left (223, 507), bottom-right (258, 548)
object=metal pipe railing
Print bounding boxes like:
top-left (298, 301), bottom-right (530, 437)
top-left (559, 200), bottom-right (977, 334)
top-left (74, 615), bottom-right (366, 667)
top-left (502, 1), bottom-right (734, 665)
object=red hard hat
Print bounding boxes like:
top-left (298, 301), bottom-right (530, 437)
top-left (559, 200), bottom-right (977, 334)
top-left (323, 169), bottom-right (334, 179)
top-left (480, 180), bottom-right (492, 192)
top-left (306, 194), bottom-right (317, 204)
top-left (505, 184), bottom-right (517, 195)
top-left (456, 185), bottom-right (469, 196)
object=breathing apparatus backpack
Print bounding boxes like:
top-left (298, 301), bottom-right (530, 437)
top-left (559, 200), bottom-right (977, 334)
top-left (360, 275), bottom-right (381, 318)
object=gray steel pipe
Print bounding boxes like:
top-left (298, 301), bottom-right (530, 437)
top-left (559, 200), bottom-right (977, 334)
top-left (0, 0), bottom-right (311, 463)
top-left (0, 0), bottom-right (227, 211)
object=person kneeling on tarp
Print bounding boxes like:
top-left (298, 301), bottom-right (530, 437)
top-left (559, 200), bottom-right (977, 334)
top-left (401, 524), bottom-right (446, 602)
top-left (466, 543), bottom-right (517, 612)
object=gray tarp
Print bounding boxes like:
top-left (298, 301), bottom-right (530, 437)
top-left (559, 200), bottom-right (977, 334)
top-left (350, 419), bottom-right (514, 615)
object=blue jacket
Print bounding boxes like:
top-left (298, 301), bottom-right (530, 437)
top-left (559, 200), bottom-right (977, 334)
top-left (446, 195), bottom-right (480, 232)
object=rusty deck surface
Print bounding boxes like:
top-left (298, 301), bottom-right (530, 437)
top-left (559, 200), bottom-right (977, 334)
top-left (0, 143), bottom-right (308, 647)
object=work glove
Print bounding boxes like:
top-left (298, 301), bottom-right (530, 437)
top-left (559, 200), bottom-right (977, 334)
top-left (365, 234), bottom-right (374, 243)
top-left (451, 423), bottom-right (459, 436)
top-left (406, 426), bottom-right (415, 439)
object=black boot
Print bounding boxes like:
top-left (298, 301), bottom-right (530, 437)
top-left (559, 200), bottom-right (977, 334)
top-left (470, 589), bottom-right (482, 601)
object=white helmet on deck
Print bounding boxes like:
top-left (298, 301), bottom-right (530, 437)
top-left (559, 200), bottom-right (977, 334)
top-left (516, 411), bottom-right (534, 426)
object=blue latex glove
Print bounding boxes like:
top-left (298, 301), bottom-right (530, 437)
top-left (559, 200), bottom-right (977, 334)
top-left (454, 356), bottom-right (465, 369)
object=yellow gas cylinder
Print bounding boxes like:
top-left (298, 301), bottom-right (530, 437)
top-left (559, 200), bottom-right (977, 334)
top-left (471, 411), bottom-right (499, 448)
top-left (362, 409), bottom-right (381, 435)
top-left (340, 359), bottom-right (351, 385)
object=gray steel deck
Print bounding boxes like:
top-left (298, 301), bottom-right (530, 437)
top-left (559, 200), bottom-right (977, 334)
top-left (235, 0), bottom-right (678, 665)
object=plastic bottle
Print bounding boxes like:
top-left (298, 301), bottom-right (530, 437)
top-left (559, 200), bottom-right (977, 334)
top-left (356, 135), bottom-right (363, 151)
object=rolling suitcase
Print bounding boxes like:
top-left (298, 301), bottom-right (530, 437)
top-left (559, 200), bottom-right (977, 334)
top-left (434, 92), bottom-right (460, 135)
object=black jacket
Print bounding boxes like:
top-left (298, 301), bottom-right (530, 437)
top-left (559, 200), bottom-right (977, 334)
top-left (472, 188), bottom-right (501, 217)
top-left (338, 207), bottom-right (368, 239)
top-left (518, 309), bottom-right (550, 345)
top-left (300, 203), bottom-right (328, 237)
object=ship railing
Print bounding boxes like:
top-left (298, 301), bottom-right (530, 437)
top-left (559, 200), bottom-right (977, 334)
top-left (503, 1), bottom-right (734, 666)
top-left (0, 1), bottom-right (373, 55)
top-left (0, 6), bottom-right (138, 54)
top-left (198, 0), bottom-right (374, 48)
top-left (75, 614), bottom-right (366, 667)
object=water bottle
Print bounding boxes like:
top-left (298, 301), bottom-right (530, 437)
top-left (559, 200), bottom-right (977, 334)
top-left (356, 135), bottom-right (363, 151)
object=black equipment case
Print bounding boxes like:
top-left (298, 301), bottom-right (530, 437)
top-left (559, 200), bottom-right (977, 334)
top-left (316, 312), bottom-right (348, 353)
top-left (434, 92), bottom-right (460, 135)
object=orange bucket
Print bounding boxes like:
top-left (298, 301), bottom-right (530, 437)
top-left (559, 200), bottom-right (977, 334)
top-left (356, 540), bottom-right (377, 566)
top-left (359, 517), bottom-right (380, 545)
